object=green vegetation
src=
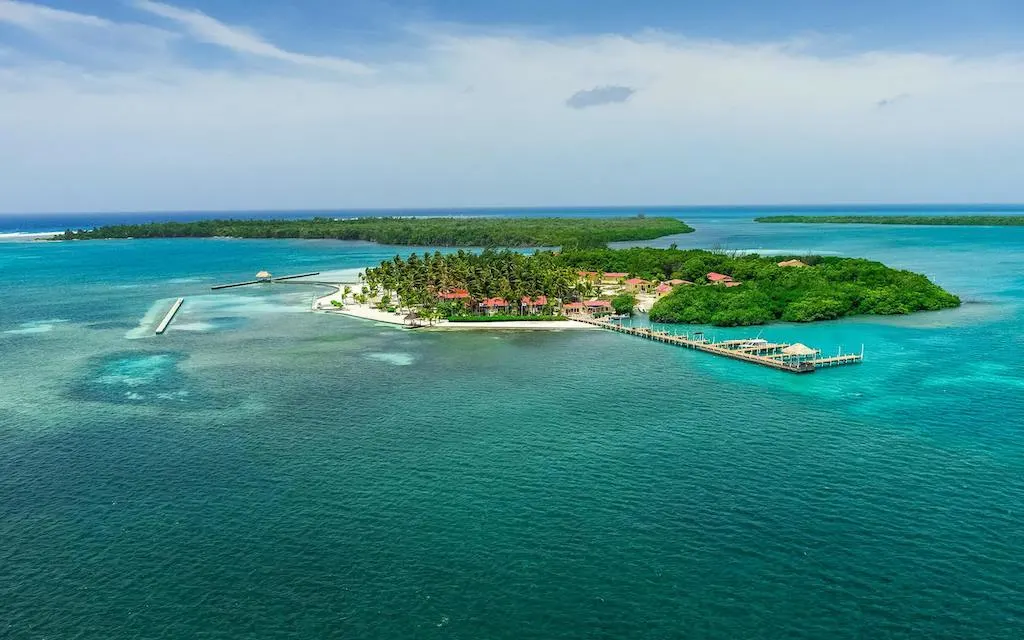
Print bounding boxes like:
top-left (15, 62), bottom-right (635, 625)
top-left (60, 216), bottom-right (693, 249)
top-left (447, 315), bottom-right (567, 322)
top-left (358, 246), bottom-right (959, 326)
top-left (611, 293), bottom-right (637, 315)
top-left (361, 249), bottom-right (598, 318)
top-left (756, 215), bottom-right (1024, 226)
top-left (553, 247), bottom-right (960, 327)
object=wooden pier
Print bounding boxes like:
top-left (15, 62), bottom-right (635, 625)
top-left (211, 271), bottom-right (321, 290)
top-left (155, 298), bottom-right (184, 335)
top-left (573, 316), bottom-right (862, 374)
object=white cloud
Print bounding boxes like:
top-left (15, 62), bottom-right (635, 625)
top-left (0, 0), bottom-right (109, 29)
top-left (132, 0), bottom-right (373, 75)
top-left (1, 4), bottom-right (1024, 211)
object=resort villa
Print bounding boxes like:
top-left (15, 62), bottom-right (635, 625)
top-left (601, 272), bottom-right (629, 284)
top-left (521, 296), bottom-right (549, 314)
top-left (707, 272), bottom-right (743, 287)
top-left (479, 297), bottom-right (510, 315)
top-left (585, 299), bottom-right (614, 314)
top-left (624, 278), bottom-right (653, 293)
top-left (438, 289), bottom-right (471, 301)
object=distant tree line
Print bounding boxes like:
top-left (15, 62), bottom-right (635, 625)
top-left (755, 215), bottom-right (1024, 226)
top-left (59, 216), bottom-right (694, 249)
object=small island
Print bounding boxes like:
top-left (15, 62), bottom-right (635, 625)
top-left (755, 215), bottom-right (1024, 226)
top-left (58, 215), bottom-right (694, 249)
top-left (324, 247), bottom-right (960, 328)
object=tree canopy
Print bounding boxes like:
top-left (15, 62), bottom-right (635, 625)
top-left (361, 249), bottom-right (597, 317)
top-left (553, 247), bottom-right (960, 326)
top-left (59, 216), bottom-right (693, 249)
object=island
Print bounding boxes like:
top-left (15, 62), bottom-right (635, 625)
top-left (322, 247), bottom-right (960, 328)
top-left (57, 215), bottom-right (694, 249)
top-left (755, 215), bottom-right (1024, 226)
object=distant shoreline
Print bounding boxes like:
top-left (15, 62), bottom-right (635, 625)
top-left (51, 216), bottom-right (695, 248)
top-left (755, 215), bottom-right (1024, 226)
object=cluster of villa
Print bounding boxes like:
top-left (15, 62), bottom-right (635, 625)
top-left (433, 260), bottom-right (809, 317)
top-left (436, 288), bottom-right (614, 316)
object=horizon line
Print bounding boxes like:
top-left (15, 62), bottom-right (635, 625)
top-left (3, 202), bottom-right (1024, 217)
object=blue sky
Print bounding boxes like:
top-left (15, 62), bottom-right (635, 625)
top-left (1, 0), bottom-right (1023, 212)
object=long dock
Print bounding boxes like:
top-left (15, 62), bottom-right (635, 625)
top-left (211, 271), bottom-right (321, 290)
top-left (155, 298), bottom-right (184, 335)
top-left (573, 317), bottom-right (862, 374)
top-left (272, 272), bottom-right (320, 282)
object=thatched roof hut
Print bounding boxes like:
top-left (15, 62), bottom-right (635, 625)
top-left (782, 343), bottom-right (817, 357)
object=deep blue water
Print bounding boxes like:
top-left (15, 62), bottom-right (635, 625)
top-left (1, 209), bottom-right (1022, 639)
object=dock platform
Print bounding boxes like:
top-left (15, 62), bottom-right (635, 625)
top-left (573, 316), bottom-right (862, 374)
top-left (155, 298), bottom-right (184, 335)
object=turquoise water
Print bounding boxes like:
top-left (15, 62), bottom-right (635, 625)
top-left (2, 214), bottom-right (1023, 638)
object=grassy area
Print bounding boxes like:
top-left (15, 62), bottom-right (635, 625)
top-left (755, 215), bottom-right (1024, 226)
top-left (58, 216), bottom-right (694, 249)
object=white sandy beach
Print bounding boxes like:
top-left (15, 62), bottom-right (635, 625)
top-left (312, 281), bottom-right (597, 330)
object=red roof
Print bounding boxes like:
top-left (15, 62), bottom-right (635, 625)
top-left (603, 272), bottom-right (628, 279)
top-left (479, 297), bottom-right (508, 307)
top-left (707, 272), bottom-right (734, 282)
top-left (437, 289), bottom-right (470, 299)
top-left (585, 299), bottom-right (613, 308)
top-left (666, 279), bottom-right (692, 285)
top-left (521, 295), bottom-right (548, 305)
top-left (563, 302), bottom-right (584, 310)
top-left (625, 278), bottom-right (648, 285)
top-left (656, 283), bottom-right (672, 293)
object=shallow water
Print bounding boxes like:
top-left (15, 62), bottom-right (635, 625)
top-left (1, 211), bottom-right (1022, 639)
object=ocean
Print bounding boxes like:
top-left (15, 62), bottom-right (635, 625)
top-left (1, 208), bottom-right (1022, 639)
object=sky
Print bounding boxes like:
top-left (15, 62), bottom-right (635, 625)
top-left (1, 0), bottom-right (1024, 213)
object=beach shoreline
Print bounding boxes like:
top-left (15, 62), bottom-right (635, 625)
top-left (311, 281), bottom-right (597, 330)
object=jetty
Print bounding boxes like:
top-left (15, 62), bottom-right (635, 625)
top-left (573, 316), bottom-right (862, 374)
top-left (155, 298), bottom-right (184, 335)
top-left (211, 271), bottom-right (321, 290)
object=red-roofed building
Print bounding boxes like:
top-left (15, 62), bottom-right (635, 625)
top-left (478, 297), bottom-right (509, 315)
top-left (666, 279), bottom-right (693, 286)
top-left (437, 289), bottom-right (470, 300)
top-left (562, 302), bottom-right (585, 314)
top-left (601, 272), bottom-right (629, 284)
top-left (585, 299), bottom-right (614, 314)
top-left (656, 283), bottom-right (673, 296)
top-left (706, 272), bottom-right (734, 284)
top-left (624, 277), bottom-right (652, 293)
top-left (520, 295), bottom-right (549, 314)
